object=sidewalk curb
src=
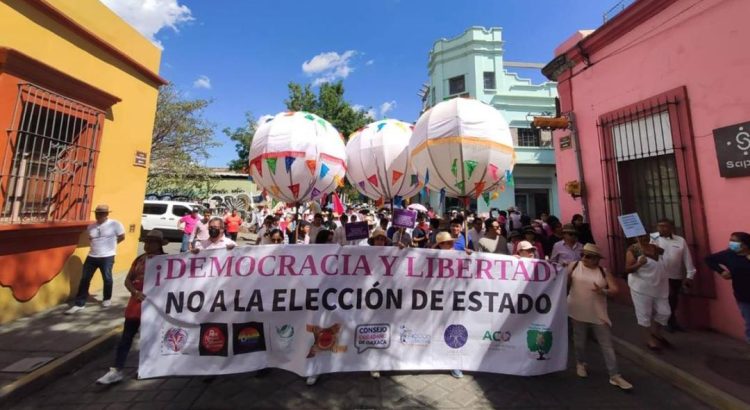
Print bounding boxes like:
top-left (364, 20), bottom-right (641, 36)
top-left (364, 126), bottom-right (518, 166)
top-left (0, 326), bottom-right (122, 406)
top-left (611, 335), bottom-right (750, 410)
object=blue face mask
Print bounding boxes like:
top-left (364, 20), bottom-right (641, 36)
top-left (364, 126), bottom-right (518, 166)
top-left (729, 241), bottom-right (742, 252)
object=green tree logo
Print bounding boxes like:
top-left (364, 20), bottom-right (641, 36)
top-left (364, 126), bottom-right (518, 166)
top-left (526, 329), bottom-right (553, 360)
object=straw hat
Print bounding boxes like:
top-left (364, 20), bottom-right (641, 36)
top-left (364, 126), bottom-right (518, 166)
top-left (562, 223), bottom-right (578, 234)
top-left (144, 230), bottom-right (169, 245)
top-left (370, 228), bottom-right (387, 239)
top-left (582, 243), bottom-right (604, 258)
top-left (94, 204), bottom-right (110, 213)
top-left (435, 231), bottom-right (454, 245)
top-left (517, 240), bottom-right (535, 251)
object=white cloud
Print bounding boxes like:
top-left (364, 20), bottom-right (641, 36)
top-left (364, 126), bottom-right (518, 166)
top-left (365, 59), bottom-right (374, 66)
top-left (302, 50), bottom-right (357, 85)
top-left (193, 75), bottom-right (211, 89)
top-left (380, 100), bottom-right (397, 117)
top-left (352, 104), bottom-right (376, 120)
top-left (101, 0), bottom-right (193, 48)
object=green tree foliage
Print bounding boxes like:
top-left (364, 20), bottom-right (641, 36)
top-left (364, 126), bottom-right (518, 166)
top-left (147, 84), bottom-right (218, 196)
top-left (284, 81), bottom-right (373, 200)
top-left (225, 112), bottom-right (257, 172)
top-left (284, 81), bottom-right (372, 139)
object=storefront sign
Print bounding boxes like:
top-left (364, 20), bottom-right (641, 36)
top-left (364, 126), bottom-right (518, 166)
top-left (559, 136), bottom-right (572, 150)
top-left (138, 245), bottom-right (567, 379)
top-left (713, 121), bottom-right (750, 178)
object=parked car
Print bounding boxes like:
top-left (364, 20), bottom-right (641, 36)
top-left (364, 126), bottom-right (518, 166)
top-left (141, 200), bottom-right (205, 241)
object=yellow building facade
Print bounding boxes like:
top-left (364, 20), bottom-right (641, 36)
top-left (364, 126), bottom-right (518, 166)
top-left (0, 0), bottom-right (165, 323)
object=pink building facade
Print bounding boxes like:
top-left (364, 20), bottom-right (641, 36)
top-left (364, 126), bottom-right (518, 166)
top-left (545, 0), bottom-right (750, 339)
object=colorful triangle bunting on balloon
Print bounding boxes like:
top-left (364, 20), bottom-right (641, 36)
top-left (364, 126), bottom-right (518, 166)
top-left (304, 114), bottom-right (314, 121)
top-left (358, 181), bottom-right (366, 190)
top-left (334, 175), bottom-right (344, 187)
top-left (505, 170), bottom-right (514, 187)
top-left (367, 174), bottom-right (379, 188)
top-left (482, 192), bottom-right (491, 206)
top-left (474, 181), bottom-right (485, 197)
top-left (320, 163), bottom-right (330, 178)
top-left (455, 180), bottom-right (465, 194)
top-left (451, 158), bottom-right (458, 178)
top-left (392, 170), bottom-right (403, 184)
top-left (266, 158), bottom-right (278, 175)
top-left (252, 159), bottom-right (263, 177)
top-left (488, 164), bottom-right (500, 181)
top-left (305, 159), bottom-right (317, 175)
top-left (285, 156), bottom-right (295, 173)
top-left (410, 174), bottom-right (418, 186)
top-left (464, 160), bottom-right (478, 179)
top-left (270, 185), bottom-right (280, 197)
top-left (377, 122), bottom-right (386, 132)
top-left (491, 191), bottom-right (500, 200)
top-left (311, 187), bottom-right (321, 199)
top-left (288, 183), bottom-right (300, 199)
top-left (375, 197), bottom-right (384, 208)
top-left (424, 169), bottom-right (430, 185)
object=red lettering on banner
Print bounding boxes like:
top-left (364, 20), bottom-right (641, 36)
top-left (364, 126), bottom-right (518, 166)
top-left (379, 255), bottom-right (397, 276)
top-left (299, 255), bottom-right (318, 276)
top-left (234, 256), bottom-right (256, 276)
top-left (456, 258), bottom-right (472, 279)
top-left (531, 261), bottom-right (551, 282)
top-left (166, 258), bottom-right (186, 281)
top-left (406, 256), bottom-right (424, 277)
top-left (512, 261), bottom-right (531, 281)
top-left (476, 259), bottom-right (493, 279)
top-left (278, 255), bottom-right (296, 276)
top-left (437, 258), bottom-right (454, 278)
top-left (493, 259), bottom-right (513, 280)
top-left (209, 256), bottom-right (232, 277)
top-left (189, 257), bottom-right (206, 278)
top-left (321, 255), bottom-right (338, 275)
top-left (258, 255), bottom-right (276, 276)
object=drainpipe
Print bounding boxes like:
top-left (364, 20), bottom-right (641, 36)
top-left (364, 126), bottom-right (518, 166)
top-left (566, 111), bottom-right (589, 222)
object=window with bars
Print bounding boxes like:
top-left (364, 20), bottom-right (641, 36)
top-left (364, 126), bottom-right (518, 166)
top-left (597, 88), bottom-right (709, 296)
top-left (0, 83), bottom-right (103, 224)
top-left (448, 75), bottom-right (465, 95)
top-left (517, 128), bottom-right (542, 147)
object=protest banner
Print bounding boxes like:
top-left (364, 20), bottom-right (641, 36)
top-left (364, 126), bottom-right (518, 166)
top-left (344, 222), bottom-right (369, 241)
top-left (139, 245), bottom-right (567, 379)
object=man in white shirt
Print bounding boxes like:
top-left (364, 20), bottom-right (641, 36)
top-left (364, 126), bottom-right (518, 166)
top-left (66, 204), bottom-right (125, 314)
top-left (193, 217), bottom-right (237, 251)
top-left (468, 217), bottom-right (484, 251)
top-left (308, 213), bottom-right (324, 244)
top-left (333, 214), bottom-right (349, 246)
top-left (651, 218), bottom-right (696, 331)
top-left (256, 215), bottom-right (276, 245)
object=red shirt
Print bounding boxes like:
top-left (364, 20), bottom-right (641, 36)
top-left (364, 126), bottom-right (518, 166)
top-left (225, 215), bottom-right (242, 233)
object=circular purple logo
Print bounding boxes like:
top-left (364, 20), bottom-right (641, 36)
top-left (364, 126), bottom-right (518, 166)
top-left (443, 324), bottom-right (468, 349)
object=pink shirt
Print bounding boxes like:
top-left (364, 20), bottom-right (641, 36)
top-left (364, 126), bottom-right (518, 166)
top-left (179, 214), bottom-right (200, 234)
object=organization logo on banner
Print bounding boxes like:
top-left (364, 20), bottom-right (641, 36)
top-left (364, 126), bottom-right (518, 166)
top-left (354, 324), bottom-right (391, 353)
top-left (306, 323), bottom-right (347, 358)
top-left (275, 324), bottom-right (295, 351)
top-left (482, 330), bottom-right (514, 350)
top-left (526, 325), bottom-right (553, 360)
top-left (161, 327), bottom-right (189, 355)
top-left (232, 322), bottom-right (266, 355)
top-left (443, 324), bottom-right (468, 349)
top-left (199, 323), bottom-right (228, 356)
top-left (399, 325), bottom-right (431, 346)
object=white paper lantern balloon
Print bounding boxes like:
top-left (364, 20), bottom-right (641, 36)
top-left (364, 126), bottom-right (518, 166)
top-left (345, 119), bottom-right (421, 202)
top-left (248, 111), bottom-right (346, 204)
top-left (409, 98), bottom-right (515, 201)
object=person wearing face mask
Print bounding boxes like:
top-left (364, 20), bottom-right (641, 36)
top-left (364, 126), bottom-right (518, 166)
top-left (192, 217), bottom-right (236, 252)
top-left (706, 232), bottom-right (750, 344)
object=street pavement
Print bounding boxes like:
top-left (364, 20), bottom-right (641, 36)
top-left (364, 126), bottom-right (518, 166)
top-left (4, 237), bottom-right (714, 409)
top-left (9, 333), bottom-right (709, 410)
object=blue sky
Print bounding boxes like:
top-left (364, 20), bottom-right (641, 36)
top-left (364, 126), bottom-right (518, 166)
top-left (104, 0), bottom-right (611, 167)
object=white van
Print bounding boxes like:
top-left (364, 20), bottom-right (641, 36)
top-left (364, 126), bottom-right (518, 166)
top-left (141, 200), bottom-right (205, 240)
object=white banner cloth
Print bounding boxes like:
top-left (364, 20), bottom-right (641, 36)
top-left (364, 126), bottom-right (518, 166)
top-left (139, 245), bottom-right (567, 379)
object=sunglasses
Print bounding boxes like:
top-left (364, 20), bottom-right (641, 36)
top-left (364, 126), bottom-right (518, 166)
top-left (271, 238), bottom-right (283, 244)
top-left (581, 254), bottom-right (600, 260)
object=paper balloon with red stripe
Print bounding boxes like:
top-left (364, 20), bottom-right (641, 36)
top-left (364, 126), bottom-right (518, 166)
top-left (345, 119), bottom-right (421, 202)
top-left (409, 98), bottom-right (515, 198)
top-left (248, 111), bottom-right (346, 203)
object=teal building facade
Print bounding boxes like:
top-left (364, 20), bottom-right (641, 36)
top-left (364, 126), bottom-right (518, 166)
top-left (422, 26), bottom-right (559, 218)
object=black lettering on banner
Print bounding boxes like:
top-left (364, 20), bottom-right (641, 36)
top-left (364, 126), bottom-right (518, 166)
top-left (166, 292), bottom-right (183, 314)
top-left (210, 290), bottom-right (226, 312)
top-left (517, 294), bottom-right (533, 314)
top-left (430, 290), bottom-right (444, 310)
top-left (536, 294), bottom-right (552, 313)
top-left (187, 291), bottom-right (205, 313)
top-left (245, 289), bottom-right (264, 312)
top-left (288, 289), bottom-right (303, 311)
top-left (306, 288), bottom-right (319, 310)
top-left (322, 288), bottom-right (337, 310)
top-left (339, 288), bottom-right (354, 310)
top-left (385, 289), bottom-right (402, 309)
top-left (365, 282), bottom-right (383, 309)
top-left (412, 289), bottom-right (427, 310)
top-left (468, 291), bottom-right (482, 312)
top-left (484, 292), bottom-right (498, 311)
top-left (233, 290), bottom-right (245, 312)
top-left (453, 291), bottom-right (466, 311)
top-left (272, 289), bottom-right (287, 312)
top-left (499, 293), bottom-right (515, 313)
